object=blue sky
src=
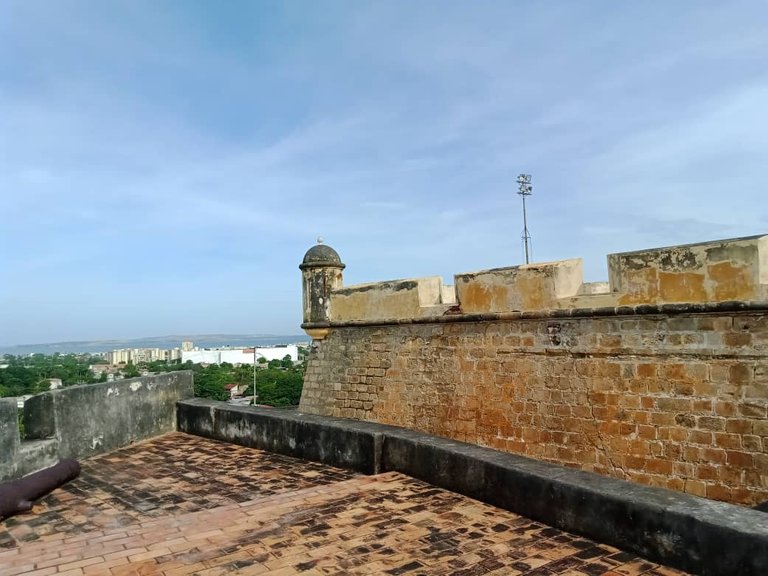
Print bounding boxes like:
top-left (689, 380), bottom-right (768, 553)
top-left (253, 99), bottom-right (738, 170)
top-left (2, 1), bottom-right (767, 345)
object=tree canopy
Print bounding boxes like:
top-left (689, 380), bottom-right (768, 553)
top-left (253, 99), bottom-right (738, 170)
top-left (1, 353), bottom-right (306, 408)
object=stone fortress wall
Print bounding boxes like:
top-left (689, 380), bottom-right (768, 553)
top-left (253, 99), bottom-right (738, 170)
top-left (1, 372), bottom-right (193, 481)
top-left (298, 235), bottom-right (768, 505)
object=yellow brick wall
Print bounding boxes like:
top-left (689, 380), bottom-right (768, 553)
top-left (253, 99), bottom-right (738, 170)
top-left (300, 312), bottom-right (768, 506)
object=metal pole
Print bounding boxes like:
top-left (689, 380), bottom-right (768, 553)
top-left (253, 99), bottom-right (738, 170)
top-left (517, 174), bottom-right (533, 264)
top-left (253, 347), bottom-right (257, 406)
top-left (522, 194), bottom-right (530, 264)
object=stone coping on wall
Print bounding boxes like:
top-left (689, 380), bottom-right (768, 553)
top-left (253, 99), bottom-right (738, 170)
top-left (303, 299), bottom-right (768, 330)
top-left (177, 398), bottom-right (768, 576)
top-left (307, 235), bottom-right (768, 328)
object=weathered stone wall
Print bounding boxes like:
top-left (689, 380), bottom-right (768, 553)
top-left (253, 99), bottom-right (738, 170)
top-left (0, 398), bottom-right (21, 479)
top-left (299, 235), bottom-right (768, 506)
top-left (301, 309), bottom-right (768, 505)
top-left (0, 372), bottom-right (194, 481)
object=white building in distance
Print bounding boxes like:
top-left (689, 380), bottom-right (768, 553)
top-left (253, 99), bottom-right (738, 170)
top-left (181, 345), bottom-right (299, 366)
top-left (107, 347), bottom-right (182, 364)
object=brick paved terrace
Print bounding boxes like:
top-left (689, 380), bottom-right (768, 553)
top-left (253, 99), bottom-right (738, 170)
top-left (0, 433), bottom-right (685, 576)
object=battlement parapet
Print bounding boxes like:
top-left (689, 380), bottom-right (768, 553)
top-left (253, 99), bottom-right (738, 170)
top-left (330, 276), bottom-right (455, 323)
top-left (455, 258), bottom-right (583, 314)
top-left (301, 235), bottom-right (768, 330)
top-left (608, 234), bottom-right (768, 305)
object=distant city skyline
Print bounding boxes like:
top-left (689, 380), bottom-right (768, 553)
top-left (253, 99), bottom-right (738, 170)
top-left (2, 1), bottom-right (767, 344)
top-left (0, 334), bottom-right (308, 356)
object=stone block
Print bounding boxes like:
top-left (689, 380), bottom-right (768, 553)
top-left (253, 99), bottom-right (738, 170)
top-left (23, 393), bottom-right (55, 440)
top-left (455, 258), bottom-right (583, 313)
top-left (331, 276), bottom-right (449, 322)
top-left (608, 235), bottom-right (767, 305)
top-left (0, 398), bottom-right (20, 479)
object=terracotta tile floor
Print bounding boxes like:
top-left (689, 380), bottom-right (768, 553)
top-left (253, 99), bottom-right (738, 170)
top-left (0, 433), bottom-right (686, 575)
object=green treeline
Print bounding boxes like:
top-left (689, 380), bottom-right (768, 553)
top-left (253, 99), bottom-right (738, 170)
top-left (0, 353), bottom-right (306, 407)
top-left (0, 353), bottom-right (106, 397)
top-left (192, 356), bottom-right (305, 406)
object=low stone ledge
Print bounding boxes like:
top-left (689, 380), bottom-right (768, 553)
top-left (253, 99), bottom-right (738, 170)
top-left (381, 428), bottom-right (768, 576)
top-left (177, 400), bottom-right (768, 576)
top-left (177, 398), bottom-right (387, 474)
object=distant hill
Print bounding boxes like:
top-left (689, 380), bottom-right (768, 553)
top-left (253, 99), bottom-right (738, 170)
top-left (0, 334), bottom-right (310, 356)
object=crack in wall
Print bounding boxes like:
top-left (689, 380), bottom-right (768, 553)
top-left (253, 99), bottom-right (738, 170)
top-left (572, 357), bottom-right (627, 479)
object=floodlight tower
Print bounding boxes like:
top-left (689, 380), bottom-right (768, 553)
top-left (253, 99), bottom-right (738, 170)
top-left (517, 174), bottom-right (533, 264)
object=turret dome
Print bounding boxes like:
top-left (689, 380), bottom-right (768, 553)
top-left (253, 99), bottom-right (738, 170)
top-left (300, 242), bottom-right (345, 270)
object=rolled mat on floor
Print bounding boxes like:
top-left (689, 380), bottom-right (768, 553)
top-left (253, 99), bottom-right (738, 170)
top-left (0, 459), bottom-right (80, 520)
